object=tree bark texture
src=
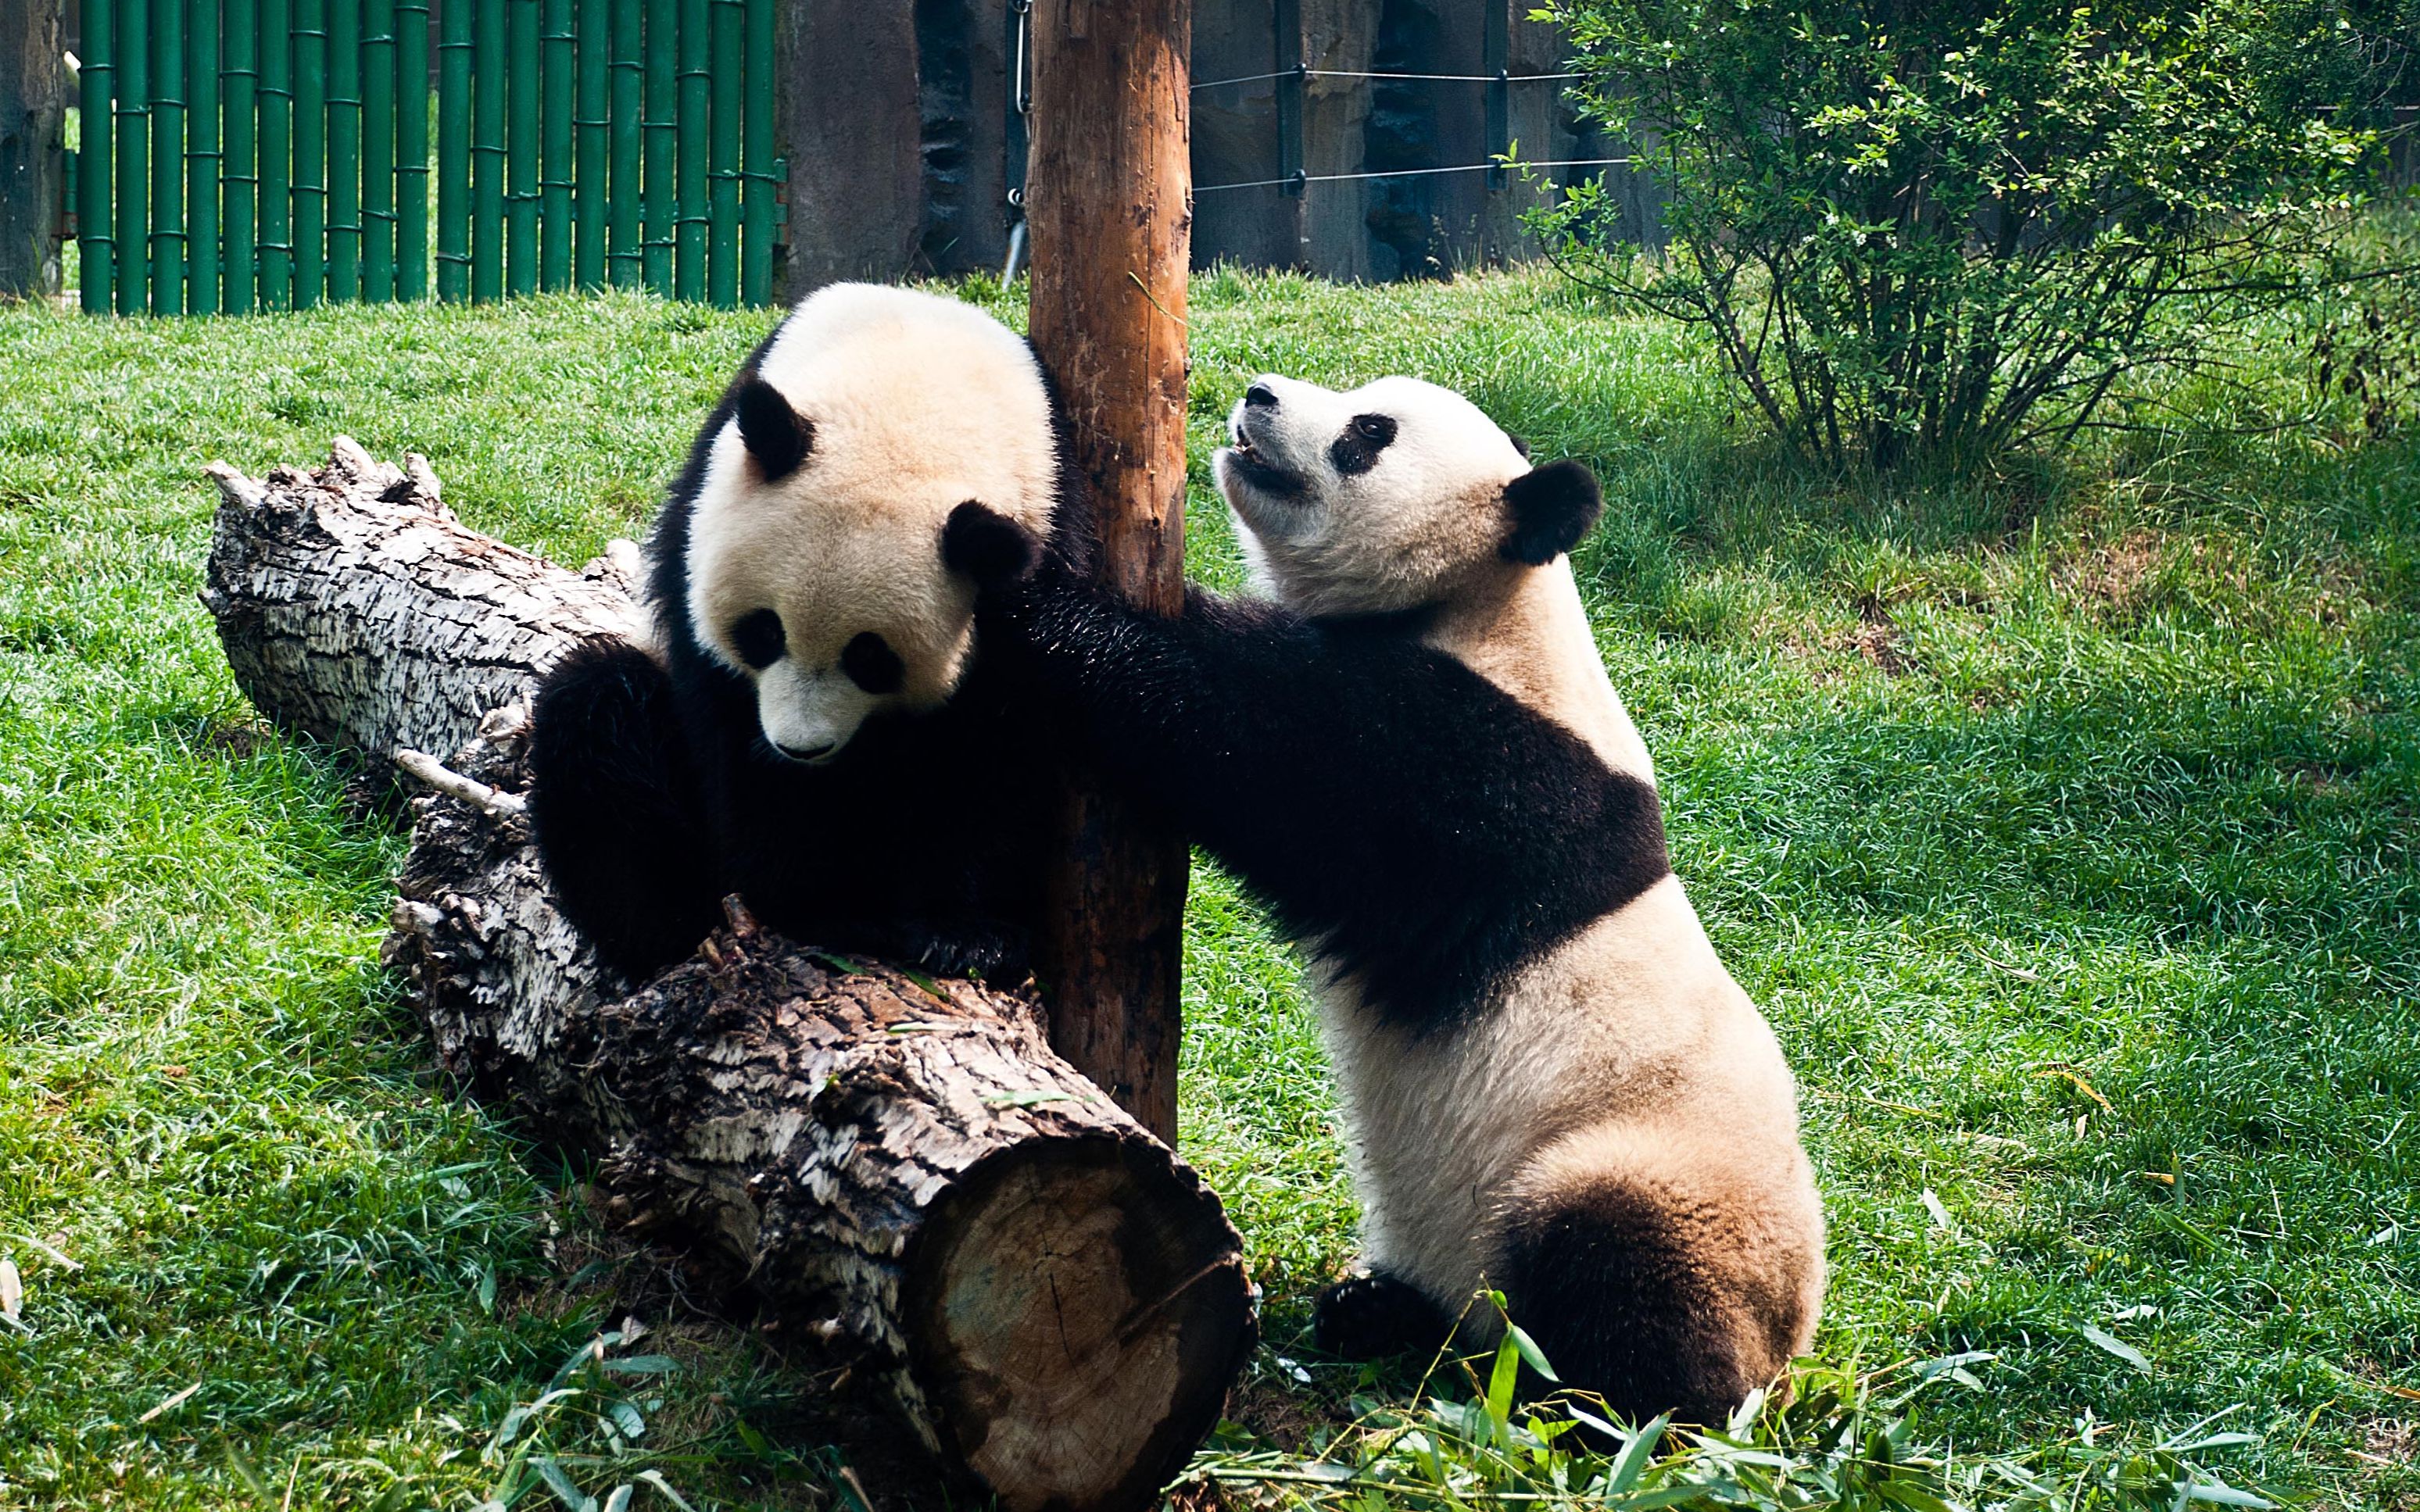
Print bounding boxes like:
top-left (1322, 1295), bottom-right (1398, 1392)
top-left (0, 0), bottom-right (66, 297)
top-left (1026, 0), bottom-right (1194, 1142)
top-left (202, 441), bottom-right (1255, 1512)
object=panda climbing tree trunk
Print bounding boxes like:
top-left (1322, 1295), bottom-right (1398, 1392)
top-left (1024, 0), bottom-right (1194, 1142)
top-left (200, 441), bottom-right (1253, 1512)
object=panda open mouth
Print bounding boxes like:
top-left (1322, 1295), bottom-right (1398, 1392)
top-left (1223, 434), bottom-right (1307, 497)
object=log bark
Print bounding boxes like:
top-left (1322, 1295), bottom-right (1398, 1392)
top-left (1026, 0), bottom-right (1195, 1142)
top-left (202, 441), bottom-right (1255, 1512)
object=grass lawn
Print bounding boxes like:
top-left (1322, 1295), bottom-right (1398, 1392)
top-left (0, 266), bottom-right (2414, 1510)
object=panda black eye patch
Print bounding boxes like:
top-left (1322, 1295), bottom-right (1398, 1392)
top-left (1331, 413), bottom-right (1398, 475)
top-left (841, 631), bottom-right (906, 695)
top-left (730, 608), bottom-right (786, 670)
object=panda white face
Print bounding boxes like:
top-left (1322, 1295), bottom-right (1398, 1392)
top-left (1213, 374), bottom-right (1536, 617)
top-left (683, 285), bottom-right (1056, 763)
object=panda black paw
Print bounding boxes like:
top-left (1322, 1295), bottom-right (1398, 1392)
top-left (902, 920), bottom-right (1032, 984)
top-left (1314, 1271), bottom-right (1455, 1363)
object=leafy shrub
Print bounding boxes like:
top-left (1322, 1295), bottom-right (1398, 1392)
top-left (1525, 0), bottom-right (2412, 471)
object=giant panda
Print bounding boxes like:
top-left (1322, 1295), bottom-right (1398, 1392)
top-left (982, 372), bottom-right (1824, 1428)
top-left (527, 283), bottom-right (1079, 984)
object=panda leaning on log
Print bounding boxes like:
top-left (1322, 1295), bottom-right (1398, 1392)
top-left (982, 372), bottom-right (1824, 1427)
top-left (526, 284), bottom-right (1083, 985)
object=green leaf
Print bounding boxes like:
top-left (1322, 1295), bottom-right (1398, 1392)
top-left (532, 1456), bottom-right (595, 1512)
top-left (1605, 1414), bottom-right (1670, 1493)
top-left (984, 1088), bottom-right (1079, 1108)
top-left (600, 1487), bottom-right (632, 1512)
top-left (1505, 1322), bottom-right (1560, 1382)
top-left (1486, 1334), bottom-right (1521, 1431)
top-left (635, 1470), bottom-right (700, 1512)
top-left (2078, 1324), bottom-right (2153, 1375)
top-left (601, 1354), bottom-right (680, 1375)
top-left (2182, 1484), bottom-right (2275, 1509)
top-left (607, 1399), bottom-right (646, 1439)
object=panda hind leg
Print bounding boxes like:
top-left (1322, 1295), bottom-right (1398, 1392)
top-left (1314, 1270), bottom-right (1455, 1364)
top-left (1495, 1161), bottom-right (1811, 1431)
top-left (526, 640), bottom-right (722, 985)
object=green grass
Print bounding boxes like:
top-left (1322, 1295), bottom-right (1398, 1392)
top-left (0, 268), bottom-right (2412, 1510)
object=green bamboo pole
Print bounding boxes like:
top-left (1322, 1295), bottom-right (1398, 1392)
top-left (437, 0), bottom-right (471, 300)
top-left (507, 0), bottom-right (539, 295)
top-left (187, 0), bottom-right (220, 313)
top-left (396, 0), bottom-right (430, 299)
top-left (363, 0), bottom-right (396, 301)
top-left (539, 0), bottom-right (572, 288)
top-left (472, 0), bottom-right (503, 299)
top-left (113, 0), bottom-right (148, 313)
top-left (328, 0), bottom-right (360, 300)
top-left (640, 0), bottom-right (671, 293)
top-left (150, 0), bottom-right (185, 314)
top-left (575, 0), bottom-right (607, 287)
top-left (607, 0), bottom-right (639, 287)
top-left (673, 0), bottom-right (705, 301)
top-left (79, 0), bottom-right (113, 313)
top-left (704, 0), bottom-right (737, 306)
top-left (292, 0), bottom-right (325, 307)
top-left (224, 0), bottom-right (256, 313)
top-left (740, 0), bottom-right (771, 306)
top-left (259, 0), bottom-right (292, 306)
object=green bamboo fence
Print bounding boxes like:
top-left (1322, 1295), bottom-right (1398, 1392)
top-left (73, 0), bottom-right (783, 314)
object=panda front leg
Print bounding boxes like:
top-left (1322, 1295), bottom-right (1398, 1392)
top-left (526, 640), bottom-right (725, 985)
top-left (1313, 1269), bottom-right (1457, 1364)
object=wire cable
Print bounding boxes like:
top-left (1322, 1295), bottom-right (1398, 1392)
top-left (1191, 67), bottom-right (1580, 90)
top-left (1194, 157), bottom-right (1629, 194)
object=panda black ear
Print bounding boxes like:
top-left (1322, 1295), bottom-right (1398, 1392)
top-left (735, 377), bottom-right (812, 482)
top-left (942, 501), bottom-right (1042, 589)
top-left (1500, 459), bottom-right (1602, 566)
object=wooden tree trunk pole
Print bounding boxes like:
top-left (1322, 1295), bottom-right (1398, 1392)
top-left (0, 0), bottom-right (66, 298)
top-left (202, 442), bottom-right (1253, 1512)
top-left (1025, 0), bottom-right (1194, 1142)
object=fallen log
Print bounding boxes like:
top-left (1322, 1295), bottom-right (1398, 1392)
top-left (201, 440), bottom-right (1255, 1512)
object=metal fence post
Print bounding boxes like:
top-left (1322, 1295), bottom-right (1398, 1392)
top-left (292, 0), bottom-right (325, 306)
top-left (673, 0), bottom-right (705, 300)
top-left (187, 0), bottom-right (219, 312)
top-left (259, 0), bottom-right (291, 306)
top-left (541, 0), bottom-right (574, 288)
top-left (397, 0), bottom-right (431, 298)
top-left (739, 0), bottom-right (771, 304)
top-left (1276, 0), bottom-right (1303, 198)
top-left (608, 0), bottom-right (641, 286)
top-left (224, 0), bottom-right (257, 313)
top-left (507, 0), bottom-right (539, 294)
top-left (438, 0), bottom-right (471, 299)
top-left (575, 0), bottom-right (607, 286)
top-left (113, 0), bottom-right (146, 313)
top-left (1484, 0), bottom-right (1507, 190)
top-left (641, 0), bottom-right (672, 293)
top-left (149, 0), bottom-right (184, 313)
top-left (471, 0), bottom-right (503, 298)
top-left (328, 0), bottom-right (360, 298)
top-left (705, 0), bottom-right (738, 305)
top-left (363, 0), bottom-right (397, 301)
top-left (80, 0), bottom-right (116, 311)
